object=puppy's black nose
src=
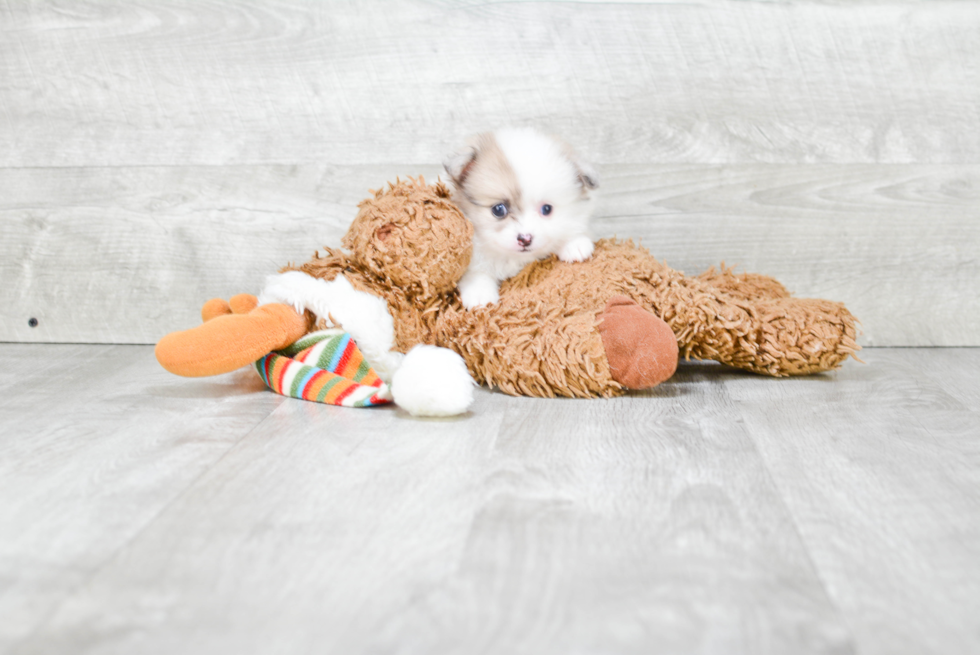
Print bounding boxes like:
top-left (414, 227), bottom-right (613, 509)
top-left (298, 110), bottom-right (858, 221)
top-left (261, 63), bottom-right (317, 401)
top-left (517, 233), bottom-right (533, 247)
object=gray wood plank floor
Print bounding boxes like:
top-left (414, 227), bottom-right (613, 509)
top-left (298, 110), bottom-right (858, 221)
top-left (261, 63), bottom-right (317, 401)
top-left (1, 345), bottom-right (977, 655)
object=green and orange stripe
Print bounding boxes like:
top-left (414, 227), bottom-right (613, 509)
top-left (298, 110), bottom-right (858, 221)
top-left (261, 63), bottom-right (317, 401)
top-left (254, 329), bottom-right (392, 407)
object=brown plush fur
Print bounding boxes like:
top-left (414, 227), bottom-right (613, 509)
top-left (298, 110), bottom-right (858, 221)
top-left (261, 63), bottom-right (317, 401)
top-left (287, 178), bottom-right (860, 398)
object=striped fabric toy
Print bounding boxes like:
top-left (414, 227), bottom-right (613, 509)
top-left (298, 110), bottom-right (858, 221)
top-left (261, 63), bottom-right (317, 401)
top-left (254, 329), bottom-right (392, 407)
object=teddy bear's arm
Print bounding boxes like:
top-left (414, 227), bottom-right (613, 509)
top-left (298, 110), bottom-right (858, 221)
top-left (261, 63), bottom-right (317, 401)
top-left (258, 270), bottom-right (404, 382)
top-left (258, 270), bottom-right (476, 416)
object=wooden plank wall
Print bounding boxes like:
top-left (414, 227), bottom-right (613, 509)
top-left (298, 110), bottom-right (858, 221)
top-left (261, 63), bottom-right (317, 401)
top-left (1, 0), bottom-right (977, 346)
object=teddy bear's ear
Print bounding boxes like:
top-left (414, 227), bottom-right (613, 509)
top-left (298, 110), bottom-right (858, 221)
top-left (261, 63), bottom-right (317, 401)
top-left (443, 146), bottom-right (478, 187)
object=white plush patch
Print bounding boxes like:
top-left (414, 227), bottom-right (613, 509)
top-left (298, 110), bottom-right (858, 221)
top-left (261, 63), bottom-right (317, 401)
top-left (391, 345), bottom-right (475, 417)
top-left (258, 271), bottom-right (401, 382)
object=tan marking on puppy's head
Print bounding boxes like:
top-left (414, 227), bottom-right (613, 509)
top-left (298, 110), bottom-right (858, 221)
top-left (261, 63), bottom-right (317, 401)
top-left (444, 132), bottom-right (524, 221)
top-left (446, 127), bottom-right (599, 260)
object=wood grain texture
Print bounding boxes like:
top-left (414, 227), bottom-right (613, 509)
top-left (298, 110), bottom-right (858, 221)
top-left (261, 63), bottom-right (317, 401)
top-left (0, 163), bottom-right (439, 344)
top-left (2, 346), bottom-right (848, 655)
top-left (0, 344), bottom-right (284, 648)
top-left (732, 348), bottom-right (980, 655)
top-left (1, 0), bottom-right (978, 167)
top-left (360, 386), bottom-right (850, 654)
top-left (2, 0), bottom-right (977, 348)
top-left (599, 163), bottom-right (980, 348)
top-left (2, 344), bottom-right (979, 654)
top-left (2, 164), bottom-right (977, 346)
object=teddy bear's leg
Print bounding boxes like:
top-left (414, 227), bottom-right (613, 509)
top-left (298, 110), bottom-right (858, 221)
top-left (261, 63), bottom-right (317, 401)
top-left (597, 296), bottom-right (678, 389)
top-left (156, 303), bottom-right (310, 377)
top-left (662, 274), bottom-right (859, 376)
top-left (438, 305), bottom-right (612, 398)
top-left (695, 267), bottom-right (791, 302)
top-left (437, 294), bottom-right (678, 398)
top-left (733, 297), bottom-right (860, 375)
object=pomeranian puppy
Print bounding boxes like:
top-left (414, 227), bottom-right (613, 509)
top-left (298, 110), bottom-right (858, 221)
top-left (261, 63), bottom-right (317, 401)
top-left (443, 127), bottom-right (599, 309)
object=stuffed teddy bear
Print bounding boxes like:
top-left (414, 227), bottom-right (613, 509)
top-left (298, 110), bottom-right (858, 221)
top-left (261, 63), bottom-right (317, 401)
top-left (156, 178), bottom-right (859, 415)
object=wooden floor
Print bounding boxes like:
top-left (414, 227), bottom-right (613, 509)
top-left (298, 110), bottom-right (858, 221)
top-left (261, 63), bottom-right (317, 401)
top-left (1, 345), bottom-right (977, 655)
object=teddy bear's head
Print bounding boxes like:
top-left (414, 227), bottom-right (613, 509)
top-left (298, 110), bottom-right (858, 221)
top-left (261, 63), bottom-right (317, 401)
top-left (341, 178), bottom-right (473, 298)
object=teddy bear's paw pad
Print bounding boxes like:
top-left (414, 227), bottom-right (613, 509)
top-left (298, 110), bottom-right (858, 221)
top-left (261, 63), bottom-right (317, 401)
top-left (391, 345), bottom-right (475, 417)
top-left (201, 298), bottom-right (232, 323)
top-left (598, 296), bottom-right (679, 389)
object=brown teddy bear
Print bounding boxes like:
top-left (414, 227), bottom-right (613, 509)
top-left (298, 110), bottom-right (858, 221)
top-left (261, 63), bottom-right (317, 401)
top-left (156, 178), bottom-right (859, 414)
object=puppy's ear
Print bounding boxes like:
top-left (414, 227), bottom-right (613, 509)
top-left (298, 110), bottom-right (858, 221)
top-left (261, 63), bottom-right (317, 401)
top-left (559, 140), bottom-right (599, 192)
top-left (575, 160), bottom-right (599, 191)
top-left (443, 146), bottom-right (478, 187)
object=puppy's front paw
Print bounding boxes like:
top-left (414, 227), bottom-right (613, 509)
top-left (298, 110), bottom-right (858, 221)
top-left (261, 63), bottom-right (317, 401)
top-left (460, 283), bottom-right (500, 310)
top-left (559, 237), bottom-right (595, 263)
top-left (458, 274), bottom-right (500, 309)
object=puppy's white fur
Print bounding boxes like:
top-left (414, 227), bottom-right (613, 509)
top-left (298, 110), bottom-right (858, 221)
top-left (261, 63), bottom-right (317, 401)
top-left (444, 127), bottom-right (599, 309)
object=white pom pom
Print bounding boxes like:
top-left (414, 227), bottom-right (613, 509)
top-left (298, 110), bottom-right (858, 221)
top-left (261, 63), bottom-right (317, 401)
top-left (391, 345), bottom-right (475, 417)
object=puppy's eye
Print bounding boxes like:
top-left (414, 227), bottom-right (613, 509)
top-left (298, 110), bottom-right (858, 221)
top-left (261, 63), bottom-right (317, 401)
top-left (491, 203), bottom-right (508, 219)
top-left (541, 204), bottom-right (553, 216)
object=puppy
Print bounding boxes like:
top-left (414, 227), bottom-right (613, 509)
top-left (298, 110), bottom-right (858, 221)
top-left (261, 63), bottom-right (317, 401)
top-left (444, 127), bottom-right (598, 309)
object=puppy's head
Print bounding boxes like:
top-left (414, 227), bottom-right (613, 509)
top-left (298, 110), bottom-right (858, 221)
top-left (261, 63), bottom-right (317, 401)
top-left (444, 127), bottom-right (598, 258)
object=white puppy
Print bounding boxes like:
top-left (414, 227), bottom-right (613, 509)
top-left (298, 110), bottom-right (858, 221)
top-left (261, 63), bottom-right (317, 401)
top-left (444, 127), bottom-right (599, 309)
